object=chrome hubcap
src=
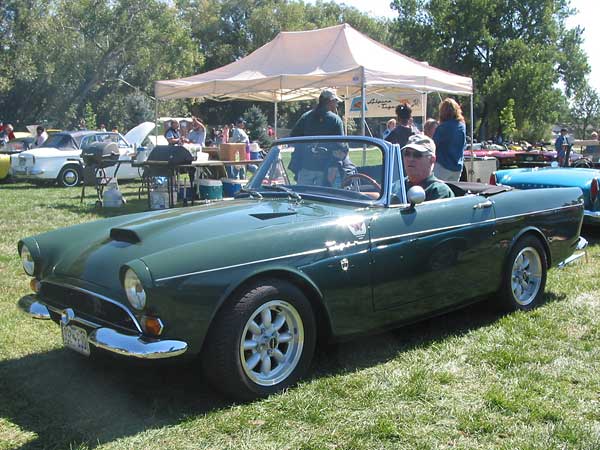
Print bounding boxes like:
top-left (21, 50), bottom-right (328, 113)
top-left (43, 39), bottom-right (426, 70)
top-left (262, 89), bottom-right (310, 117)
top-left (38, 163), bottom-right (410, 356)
top-left (63, 170), bottom-right (78, 185)
top-left (240, 300), bottom-right (303, 386)
top-left (511, 247), bottom-right (542, 306)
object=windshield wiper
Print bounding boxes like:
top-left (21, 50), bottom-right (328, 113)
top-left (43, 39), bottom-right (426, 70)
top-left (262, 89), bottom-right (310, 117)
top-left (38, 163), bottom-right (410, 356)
top-left (262, 185), bottom-right (302, 202)
top-left (239, 187), bottom-right (263, 200)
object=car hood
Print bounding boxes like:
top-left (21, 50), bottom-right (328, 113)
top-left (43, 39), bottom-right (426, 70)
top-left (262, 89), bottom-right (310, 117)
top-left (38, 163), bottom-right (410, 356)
top-left (124, 122), bottom-right (155, 148)
top-left (496, 167), bottom-right (600, 189)
top-left (42, 198), bottom-right (363, 291)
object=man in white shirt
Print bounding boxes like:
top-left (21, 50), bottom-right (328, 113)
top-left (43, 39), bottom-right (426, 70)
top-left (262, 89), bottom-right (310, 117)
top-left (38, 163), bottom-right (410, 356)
top-left (231, 118), bottom-right (249, 144)
top-left (188, 117), bottom-right (206, 147)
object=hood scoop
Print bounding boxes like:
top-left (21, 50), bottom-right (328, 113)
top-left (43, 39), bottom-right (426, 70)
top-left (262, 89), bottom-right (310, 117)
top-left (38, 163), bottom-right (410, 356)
top-left (250, 212), bottom-right (297, 220)
top-left (110, 228), bottom-right (141, 244)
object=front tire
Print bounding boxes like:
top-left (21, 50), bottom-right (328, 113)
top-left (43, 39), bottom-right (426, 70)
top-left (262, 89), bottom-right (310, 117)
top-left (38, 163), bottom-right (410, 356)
top-left (202, 279), bottom-right (316, 401)
top-left (498, 235), bottom-right (547, 311)
top-left (57, 164), bottom-right (82, 187)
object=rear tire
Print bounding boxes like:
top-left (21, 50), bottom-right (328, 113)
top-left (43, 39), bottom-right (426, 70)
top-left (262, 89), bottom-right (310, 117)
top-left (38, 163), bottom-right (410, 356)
top-left (58, 165), bottom-right (82, 187)
top-left (497, 235), bottom-right (547, 311)
top-left (202, 279), bottom-right (316, 401)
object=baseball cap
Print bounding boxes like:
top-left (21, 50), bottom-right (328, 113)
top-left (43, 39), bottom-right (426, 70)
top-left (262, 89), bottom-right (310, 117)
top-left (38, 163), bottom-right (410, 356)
top-left (401, 135), bottom-right (436, 156)
top-left (319, 89), bottom-right (342, 103)
top-left (236, 118), bottom-right (246, 125)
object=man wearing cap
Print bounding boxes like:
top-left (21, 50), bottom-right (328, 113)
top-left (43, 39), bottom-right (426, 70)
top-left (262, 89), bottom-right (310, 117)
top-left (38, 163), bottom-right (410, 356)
top-left (554, 128), bottom-right (571, 166)
top-left (395, 135), bottom-right (454, 202)
top-left (289, 89), bottom-right (346, 185)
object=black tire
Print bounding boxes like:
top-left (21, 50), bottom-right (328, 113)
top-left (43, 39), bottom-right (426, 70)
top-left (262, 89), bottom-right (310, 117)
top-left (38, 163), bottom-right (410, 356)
top-left (57, 164), bottom-right (82, 187)
top-left (573, 158), bottom-right (592, 168)
top-left (202, 279), bottom-right (316, 401)
top-left (497, 235), bottom-right (547, 311)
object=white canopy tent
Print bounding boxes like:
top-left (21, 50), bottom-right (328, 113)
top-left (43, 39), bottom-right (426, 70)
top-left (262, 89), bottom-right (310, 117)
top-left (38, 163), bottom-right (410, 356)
top-left (155, 23), bottom-right (473, 137)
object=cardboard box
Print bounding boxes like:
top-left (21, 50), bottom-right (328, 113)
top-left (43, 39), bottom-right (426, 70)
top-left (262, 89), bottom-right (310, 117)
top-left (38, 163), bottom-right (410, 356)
top-left (219, 143), bottom-right (246, 161)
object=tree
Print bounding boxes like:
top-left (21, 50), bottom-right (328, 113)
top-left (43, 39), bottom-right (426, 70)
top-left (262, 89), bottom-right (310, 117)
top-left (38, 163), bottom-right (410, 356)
top-left (570, 83), bottom-right (600, 139)
top-left (390, 0), bottom-right (589, 140)
top-left (499, 99), bottom-right (517, 142)
top-left (244, 105), bottom-right (270, 147)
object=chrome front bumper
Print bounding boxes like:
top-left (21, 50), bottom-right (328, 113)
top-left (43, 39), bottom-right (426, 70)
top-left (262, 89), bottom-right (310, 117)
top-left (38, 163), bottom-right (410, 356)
top-left (558, 236), bottom-right (588, 268)
top-left (12, 167), bottom-right (45, 176)
top-left (17, 295), bottom-right (188, 359)
top-left (583, 210), bottom-right (600, 224)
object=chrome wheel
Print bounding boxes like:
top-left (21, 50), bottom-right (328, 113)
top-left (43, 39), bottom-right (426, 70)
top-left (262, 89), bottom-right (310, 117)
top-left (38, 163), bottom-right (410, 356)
top-left (59, 165), bottom-right (81, 187)
top-left (240, 300), bottom-right (304, 386)
top-left (511, 246), bottom-right (542, 306)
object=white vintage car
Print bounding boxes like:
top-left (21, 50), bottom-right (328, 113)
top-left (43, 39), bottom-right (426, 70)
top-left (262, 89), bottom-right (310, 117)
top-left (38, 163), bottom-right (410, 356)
top-left (11, 122), bottom-right (155, 187)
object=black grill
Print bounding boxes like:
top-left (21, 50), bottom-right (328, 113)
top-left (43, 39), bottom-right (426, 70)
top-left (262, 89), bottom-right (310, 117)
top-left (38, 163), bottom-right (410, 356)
top-left (81, 142), bottom-right (120, 168)
top-left (40, 282), bottom-right (138, 333)
top-left (147, 145), bottom-right (194, 166)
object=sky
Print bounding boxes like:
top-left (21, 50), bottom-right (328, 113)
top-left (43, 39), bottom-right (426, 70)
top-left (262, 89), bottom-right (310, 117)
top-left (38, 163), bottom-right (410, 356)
top-left (315, 0), bottom-right (600, 92)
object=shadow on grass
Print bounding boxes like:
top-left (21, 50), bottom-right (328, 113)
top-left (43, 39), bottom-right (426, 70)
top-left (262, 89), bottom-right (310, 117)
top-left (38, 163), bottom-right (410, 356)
top-left (0, 292), bottom-right (570, 449)
top-left (0, 350), bottom-right (230, 449)
top-left (580, 225), bottom-right (600, 246)
top-left (312, 290), bottom-right (567, 377)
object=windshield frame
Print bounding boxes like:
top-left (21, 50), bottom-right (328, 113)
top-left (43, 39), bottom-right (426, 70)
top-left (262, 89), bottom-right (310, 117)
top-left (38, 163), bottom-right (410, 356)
top-left (245, 136), bottom-right (402, 207)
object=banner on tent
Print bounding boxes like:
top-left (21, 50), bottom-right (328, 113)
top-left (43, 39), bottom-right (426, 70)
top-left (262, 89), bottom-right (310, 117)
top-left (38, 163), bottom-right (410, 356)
top-left (345, 92), bottom-right (424, 118)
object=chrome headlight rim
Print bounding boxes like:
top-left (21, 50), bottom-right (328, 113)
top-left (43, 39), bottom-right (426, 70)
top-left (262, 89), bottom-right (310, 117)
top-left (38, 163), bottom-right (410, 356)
top-left (123, 268), bottom-right (147, 310)
top-left (20, 244), bottom-right (35, 276)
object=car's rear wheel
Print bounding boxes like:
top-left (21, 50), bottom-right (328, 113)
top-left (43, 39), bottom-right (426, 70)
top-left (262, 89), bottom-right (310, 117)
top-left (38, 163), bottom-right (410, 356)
top-left (498, 235), bottom-right (547, 311)
top-left (202, 279), bottom-right (316, 401)
top-left (58, 164), bottom-right (82, 187)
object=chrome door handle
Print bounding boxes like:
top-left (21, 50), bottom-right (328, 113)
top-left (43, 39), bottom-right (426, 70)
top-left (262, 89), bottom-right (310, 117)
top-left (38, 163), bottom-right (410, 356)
top-left (473, 200), bottom-right (493, 209)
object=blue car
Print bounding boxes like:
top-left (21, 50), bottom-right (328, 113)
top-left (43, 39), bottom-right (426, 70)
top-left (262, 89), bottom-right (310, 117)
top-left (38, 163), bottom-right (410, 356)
top-left (493, 166), bottom-right (600, 224)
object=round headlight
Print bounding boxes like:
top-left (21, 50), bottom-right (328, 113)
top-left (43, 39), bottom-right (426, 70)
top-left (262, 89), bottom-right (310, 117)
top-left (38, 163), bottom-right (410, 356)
top-left (123, 269), bottom-right (146, 310)
top-left (20, 245), bottom-right (35, 276)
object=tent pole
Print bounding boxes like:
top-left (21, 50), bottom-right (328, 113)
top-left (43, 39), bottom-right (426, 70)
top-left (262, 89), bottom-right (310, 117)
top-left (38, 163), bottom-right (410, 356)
top-left (470, 93), bottom-right (474, 182)
top-left (360, 67), bottom-right (366, 136)
top-left (154, 96), bottom-right (159, 146)
top-left (344, 87), bottom-right (349, 134)
top-left (274, 101), bottom-right (278, 138)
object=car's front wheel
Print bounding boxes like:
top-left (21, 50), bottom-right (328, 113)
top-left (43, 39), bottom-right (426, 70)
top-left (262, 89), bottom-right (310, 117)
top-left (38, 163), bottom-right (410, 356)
top-left (498, 235), bottom-right (547, 311)
top-left (57, 164), bottom-right (82, 187)
top-left (202, 279), bottom-right (316, 401)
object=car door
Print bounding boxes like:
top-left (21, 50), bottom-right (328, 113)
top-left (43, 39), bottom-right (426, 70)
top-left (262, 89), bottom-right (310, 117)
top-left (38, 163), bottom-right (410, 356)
top-left (370, 195), bottom-right (497, 317)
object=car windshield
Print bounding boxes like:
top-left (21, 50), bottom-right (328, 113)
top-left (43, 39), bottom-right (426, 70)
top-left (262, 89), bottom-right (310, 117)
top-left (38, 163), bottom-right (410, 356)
top-left (245, 138), bottom-right (386, 202)
top-left (42, 134), bottom-right (76, 150)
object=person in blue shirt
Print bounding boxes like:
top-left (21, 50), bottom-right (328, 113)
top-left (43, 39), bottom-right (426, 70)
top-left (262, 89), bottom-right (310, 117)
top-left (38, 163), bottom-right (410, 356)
top-left (554, 128), bottom-right (571, 166)
top-left (432, 98), bottom-right (467, 182)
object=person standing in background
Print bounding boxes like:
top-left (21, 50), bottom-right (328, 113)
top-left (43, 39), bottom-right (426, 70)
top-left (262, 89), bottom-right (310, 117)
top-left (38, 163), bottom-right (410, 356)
top-left (423, 119), bottom-right (438, 139)
top-left (34, 126), bottom-right (48, 147)
top-left (385, 103), bottom-right (414, 147)
top-left (382, 118), bottom-right (396, 140)
top-left (433, 98), bottom-right (466, 181)
top-left (188, 117), bottom-right (206, 148)
top-left (554, 128), bottom-right (571, 166)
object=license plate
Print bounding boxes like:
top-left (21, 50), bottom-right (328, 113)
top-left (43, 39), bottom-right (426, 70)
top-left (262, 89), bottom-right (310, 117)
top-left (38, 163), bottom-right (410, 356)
top-left (61, 323), bottom-right (90, 356)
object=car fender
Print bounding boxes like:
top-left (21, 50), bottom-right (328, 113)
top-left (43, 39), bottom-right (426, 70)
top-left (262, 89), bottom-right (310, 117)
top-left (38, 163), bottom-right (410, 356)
top-left (506, 226), bottom-right (552, 268)
top-left (209, 264), bottom-right (327, 324)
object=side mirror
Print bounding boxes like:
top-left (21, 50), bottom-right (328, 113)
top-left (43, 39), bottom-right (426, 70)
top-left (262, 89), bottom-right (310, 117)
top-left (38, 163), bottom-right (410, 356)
top-left (407, 186), bottom-right (426, 206)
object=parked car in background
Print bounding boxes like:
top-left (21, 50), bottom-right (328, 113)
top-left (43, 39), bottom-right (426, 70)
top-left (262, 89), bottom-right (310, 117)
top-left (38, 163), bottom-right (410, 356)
top-left (465, 142), bottom-right (516, 168)
top-left (493, 166), bottom-right (600, 225)
top-left (17, 135), bottom-right (587, 400)
top-left (10, 122), bottom-right (154, 187)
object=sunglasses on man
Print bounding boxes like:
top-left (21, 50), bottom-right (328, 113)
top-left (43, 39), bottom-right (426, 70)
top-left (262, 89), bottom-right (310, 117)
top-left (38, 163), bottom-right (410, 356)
top-left (403, 149), bottom-right (431, 159)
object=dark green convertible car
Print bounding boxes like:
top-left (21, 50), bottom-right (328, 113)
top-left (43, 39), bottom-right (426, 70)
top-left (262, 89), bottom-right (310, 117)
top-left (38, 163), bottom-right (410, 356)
top-left (18, 136), bottom-right (587, 400)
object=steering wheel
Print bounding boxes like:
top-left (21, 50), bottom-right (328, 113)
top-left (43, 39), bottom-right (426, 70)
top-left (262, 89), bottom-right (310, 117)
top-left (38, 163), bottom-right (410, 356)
top-left (341, 173), bottom-right (382, 193)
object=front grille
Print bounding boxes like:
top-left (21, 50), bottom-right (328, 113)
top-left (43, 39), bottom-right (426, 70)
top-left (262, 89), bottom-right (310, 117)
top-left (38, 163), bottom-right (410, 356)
top-left (40, 282), bottom-right (138, 332)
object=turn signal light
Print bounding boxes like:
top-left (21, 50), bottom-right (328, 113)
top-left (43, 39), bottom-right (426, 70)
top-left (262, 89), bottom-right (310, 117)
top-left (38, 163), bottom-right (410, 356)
top-left (489, 172), bottom-right (497, 185)
top-left (141, 316), bottom-right (164, 336)
top-left (591, 178), bottom-right (599, 203)
top-left (30, 278), bottom-right (41, 293)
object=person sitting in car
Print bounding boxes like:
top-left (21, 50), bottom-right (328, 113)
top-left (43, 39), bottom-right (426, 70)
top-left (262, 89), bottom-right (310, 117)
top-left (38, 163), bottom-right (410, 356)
top-left (394, 135), bottom-right (454, 202)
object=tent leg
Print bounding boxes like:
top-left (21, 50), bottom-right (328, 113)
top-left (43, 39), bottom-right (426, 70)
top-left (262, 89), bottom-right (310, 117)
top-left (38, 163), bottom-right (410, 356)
top-left (154, 98), bottom-right (159, 146)
top-left (469, 94), bottom-right (474, 182)
top-left (360, 67), bottom-right (366, 136)
top-left (274, 101), bottom-right (278, 138)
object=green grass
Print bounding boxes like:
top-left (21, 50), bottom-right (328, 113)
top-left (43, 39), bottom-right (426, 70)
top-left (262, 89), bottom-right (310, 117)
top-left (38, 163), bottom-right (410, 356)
top-left (1, 180), bottom-right (600, 449)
